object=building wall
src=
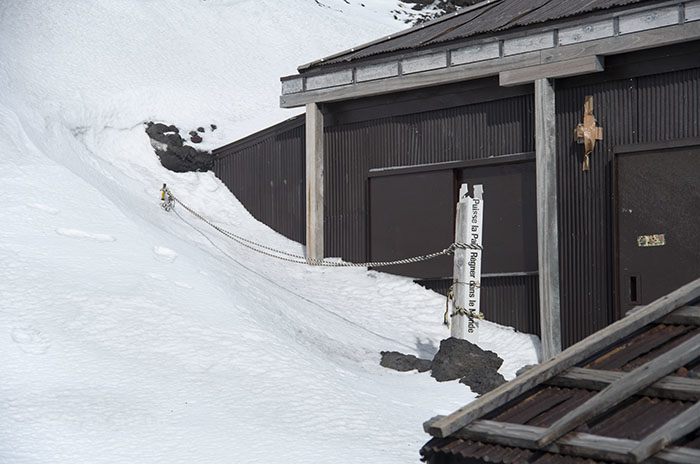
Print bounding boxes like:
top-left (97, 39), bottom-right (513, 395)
top-left (212, 116), bottom-right (306, 244)
top-left (212, 42), bottom-right (700, 346)
top-left (555, 45), bottom-right (700, 346)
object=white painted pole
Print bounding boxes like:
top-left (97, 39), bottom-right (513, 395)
top-left (451, 184), bottom-right (470, 339)
top-left (466, 184), bottom-right (484, 343)
top-left (451, 184), bottom-right (484, 343)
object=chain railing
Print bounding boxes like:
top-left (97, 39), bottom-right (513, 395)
top-left (159, 184), bottom-right (481, 268)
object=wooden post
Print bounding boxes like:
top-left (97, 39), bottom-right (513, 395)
top-left (305, 102), bottom-right (324, 261)
top-left (535, 78), bottom-right (562, 361)
top-left (451, 184), bottom-right (483, 343)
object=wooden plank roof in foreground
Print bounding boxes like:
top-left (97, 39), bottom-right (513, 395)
top-left (422, 277), bottom-right (700, 464)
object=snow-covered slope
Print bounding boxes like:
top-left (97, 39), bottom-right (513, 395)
top-left (0, 1), bottom-right (539, 463)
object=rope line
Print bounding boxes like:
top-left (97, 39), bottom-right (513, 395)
top-left (159, 184), bottom-right (481, 268)
top-left (443, 283), bottom-right (485, 328)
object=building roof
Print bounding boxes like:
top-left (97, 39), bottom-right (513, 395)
top-left (421, 277), bottom-right (700, 464)
top-left (299, 0), bottom-right (648, 71)
top-left (281, 0), bottom-right (700, 108)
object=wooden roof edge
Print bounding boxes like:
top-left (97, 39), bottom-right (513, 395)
top-left (454, 420), bottom-right (700, 464)
top-left (535, 332), bottom-right (700, 447)
top-left (425, 276), bottom-right (700, 439)
top-left (662, 305), bottom-right (700, 326)
top-left (547, 367), bottom-right (700, 401)
top-left (296, 0), bottom-right (501, 72)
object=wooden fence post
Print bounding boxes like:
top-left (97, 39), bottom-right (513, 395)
top-left (451, 184), bottom-right (484, 342)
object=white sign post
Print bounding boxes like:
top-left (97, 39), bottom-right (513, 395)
top-left (450, 183), bottom-right (484, 343)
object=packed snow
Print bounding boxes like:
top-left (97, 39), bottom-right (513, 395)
top-left (0, 1), bottom-right (540, 463)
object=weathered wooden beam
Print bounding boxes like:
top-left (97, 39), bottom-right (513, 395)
top-left (455, 420), bottom-right (700, 464)
top-left (541, 11), bottom-right (700, 64)
top-left (499, 56), bottom-right (604, 87)
top-left (425, 276), bottom-right (700, 438)
top-left (536, 332), bottom-right (700, 447)
top-left (546, 367), bottom-right (700, 401)
top-left (628, 401), bottom-right (700, 463)
top-left (535, 77), bottom-right (561, 362)
top-left (280, 53), bottom-right (540, 108)
top-left (661, 305), bottom-right (700, 325)
top-left (305, 103), bottom-right (324, 261)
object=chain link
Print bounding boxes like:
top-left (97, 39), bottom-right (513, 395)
top-left (160, 185), bottom-right (482, 268)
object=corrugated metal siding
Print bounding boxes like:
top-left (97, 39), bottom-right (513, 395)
top-left (324, 94), bottom-right (535, 262)
top-left (555, 78), bottom-right (637, 348)
top-left (556, 65), bottom-right (700, 347)
top-left (637, 68), bottom-right (700, 143)
top-left (212, 122), bottom-right (306, 244)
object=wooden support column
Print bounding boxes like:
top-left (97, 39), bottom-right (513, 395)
top-left (535, 78), bottom-right (562, 361)
top-left (305, 102), bottom-right (324, 261)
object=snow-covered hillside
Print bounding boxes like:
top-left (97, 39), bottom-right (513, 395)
top-left (0, 1), bottom-right (539, 463)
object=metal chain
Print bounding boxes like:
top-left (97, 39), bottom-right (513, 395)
top-left (160, 184), bottom-right (481, 268)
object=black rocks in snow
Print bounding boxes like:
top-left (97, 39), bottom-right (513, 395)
top-left (380, 351), bottom-right (432, 373)
top-left (145, 122), bottom-right (212, 173)
top-left (380, 337), bottom-right (506, 395)
top-left (431, 337), bottom-right (505, 394)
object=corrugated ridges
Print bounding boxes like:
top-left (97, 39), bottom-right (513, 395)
top-left (306, 0), bottom-right (646, 69)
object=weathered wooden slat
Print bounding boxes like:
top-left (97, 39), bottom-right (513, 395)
top-left (546, 367), bottom-right (700, 401)
top-left (536, 332), bottom-right (700, 447)
top-left (281, 53), bottom-right (540, 108)
top-left (425, 276), bottom-right (700, 438)
top-left (455, 420), bottom-right (700, 464)
top-left (629, 401), bottom-right (700, 463)
top-left (535, 77), bottom-right (561, 361)
top-left (305, 103), bottom-right (324, 260)
top-left (500, 55), bottom-right (604, 87)
top-left (661, 305), bottom-right (700, 326)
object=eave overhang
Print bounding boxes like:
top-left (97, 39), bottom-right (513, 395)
top-left (280, 1), bottom-right (700, 108)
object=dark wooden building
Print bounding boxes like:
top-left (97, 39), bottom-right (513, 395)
top-left (213, 0), bottom-right (700, 355)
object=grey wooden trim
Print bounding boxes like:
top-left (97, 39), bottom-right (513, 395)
top-left (499, 56), bottom-right (604, 87)
top-left (535, 78), bottom-right (561, 362)
top-left (305, 103), bottom-right (324, 260)
top-left (482, 271), bottom-right (538, 278)
top-left (558, 20), bottom-right (615, 46)
top-left (281, 53), bottom-right (539, 108)
top-left (425, 276), bottom-right (700, 438)
top-left (281, 21), bottom-right (700, 108)
top-left (454, 420), bottom-right (700, 464)
top-left (503, 31), bottom-right (554, 56)
top-left (662, 305), bottom-right (700, 325)
top-left (688, 0), bottom-right (700, 22)
top-left (628, 401), bottom-right (700, 463)
top-left (546, 367), bottom-right (700, 401)
top-left (367, 152), bottom-right (535, 177)
top-left (536, 332), bottom-right (700, 447)
top-left (540, 19), bottom-right (700, 63)
top-left (614, 137), bottom-right (700, 154)
top-left (618, 5), bottom-right (681, 35)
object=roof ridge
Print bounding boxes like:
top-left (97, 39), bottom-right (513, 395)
top-left (418, 1), bottom-right (502, 47)
top-left (297, 0), bottom-right (502, 72)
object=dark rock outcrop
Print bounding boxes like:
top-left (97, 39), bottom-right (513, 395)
top-left (431, 337), bottom-right (506, 394)
top-left (146, 122), bottom-right (212, 173)
top-left (380, 351), bottom-right (432, 373)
